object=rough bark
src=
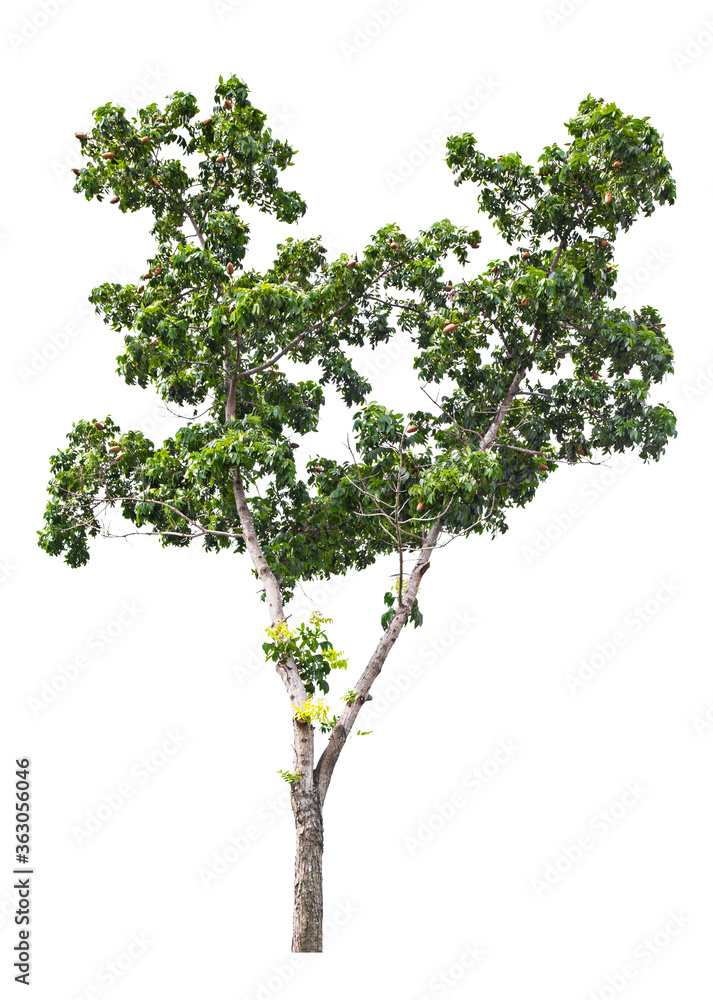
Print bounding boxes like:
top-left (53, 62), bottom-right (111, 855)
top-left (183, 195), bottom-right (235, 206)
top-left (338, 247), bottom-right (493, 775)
top-left (481, 367), bottom-right (526, 449)
top-left (231, 470), bottom-right (308, 707)
top-left (230, 470), bottom-right (321, 950)
top-left (291, 757), bottom-right (324, 953)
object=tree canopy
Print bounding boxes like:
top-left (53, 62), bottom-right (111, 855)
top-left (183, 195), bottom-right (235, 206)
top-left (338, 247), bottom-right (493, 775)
top-left (40, 80), bottom-right (676, 620)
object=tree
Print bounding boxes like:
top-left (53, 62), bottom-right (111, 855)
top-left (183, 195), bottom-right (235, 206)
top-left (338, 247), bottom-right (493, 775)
top-left (39, 77), bottom-right (676, 952)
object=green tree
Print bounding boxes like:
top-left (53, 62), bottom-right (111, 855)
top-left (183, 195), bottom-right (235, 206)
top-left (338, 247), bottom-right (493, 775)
top-left (39, 78), bottom-right (676, 952)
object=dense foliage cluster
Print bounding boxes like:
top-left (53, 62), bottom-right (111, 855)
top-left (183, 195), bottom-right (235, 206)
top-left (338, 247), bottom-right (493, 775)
top-left (40, 81), bottom-right (676, 629)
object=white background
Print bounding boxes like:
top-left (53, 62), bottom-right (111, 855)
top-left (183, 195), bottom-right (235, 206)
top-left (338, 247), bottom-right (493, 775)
top-left (1, 0), bottom-right (711, 997)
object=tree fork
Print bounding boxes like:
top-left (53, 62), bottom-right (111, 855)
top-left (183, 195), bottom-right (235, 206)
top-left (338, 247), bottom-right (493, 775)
top-left (232, 470), bottom-right (324, 949)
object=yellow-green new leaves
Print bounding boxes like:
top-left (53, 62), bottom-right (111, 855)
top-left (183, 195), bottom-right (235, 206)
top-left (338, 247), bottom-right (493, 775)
top-left (293, 698), bottom-right (331, 727)
top-left (263, 613), bottom-right (348, 695)
top-left (293, 697), bottom-right (338, 735)
top-left (277, 768), bottom-right (302, 786)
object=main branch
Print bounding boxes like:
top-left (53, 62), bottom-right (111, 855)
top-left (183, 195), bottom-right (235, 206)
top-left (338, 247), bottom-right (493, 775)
top-left (314, 521), bottom-right (441, 804)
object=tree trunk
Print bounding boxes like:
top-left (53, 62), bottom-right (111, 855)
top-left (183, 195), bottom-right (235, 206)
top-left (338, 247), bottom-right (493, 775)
top-left (291, 784), bottom-right (324, 952)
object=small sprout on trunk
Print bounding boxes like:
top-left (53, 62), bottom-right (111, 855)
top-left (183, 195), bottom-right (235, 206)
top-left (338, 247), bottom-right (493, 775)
top-left (278, 769), bottom-right (302, 786)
